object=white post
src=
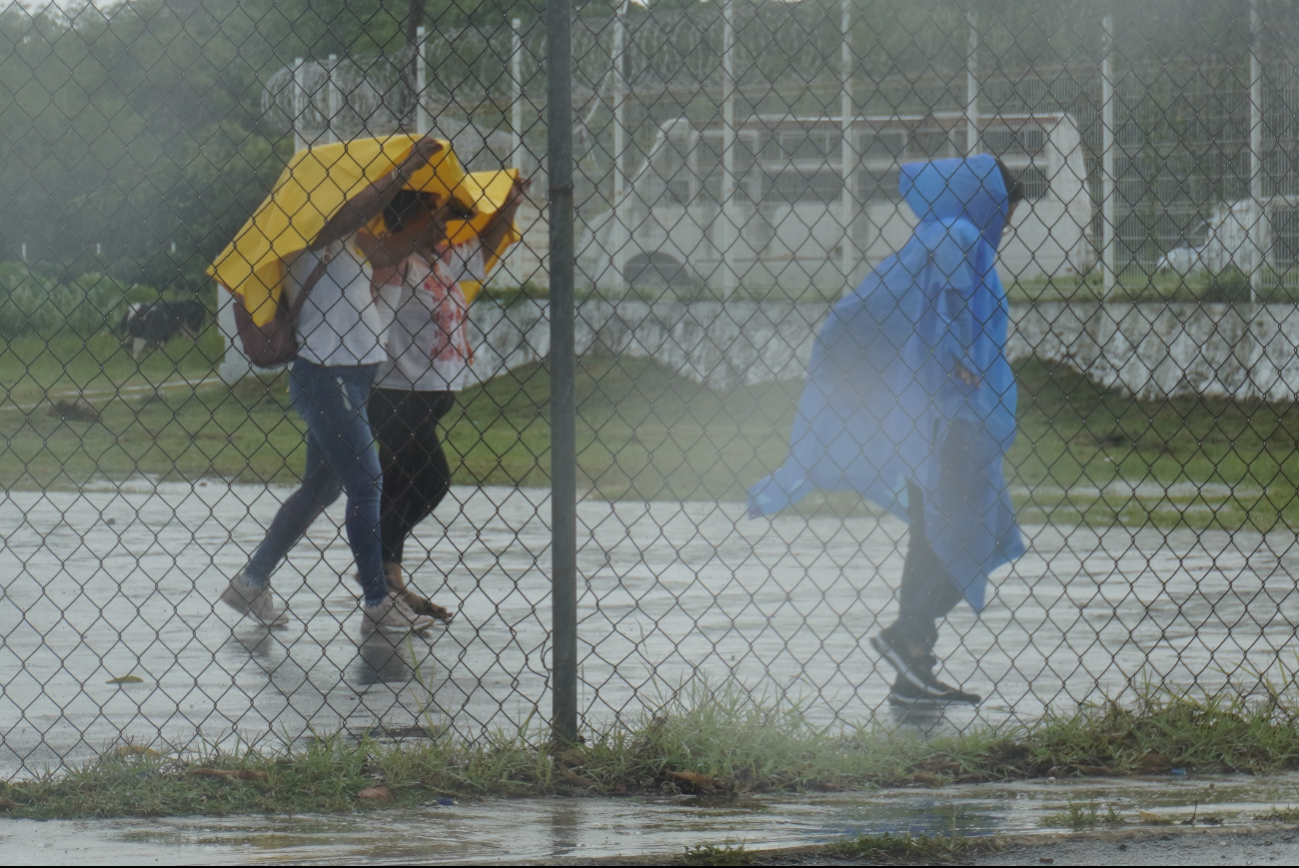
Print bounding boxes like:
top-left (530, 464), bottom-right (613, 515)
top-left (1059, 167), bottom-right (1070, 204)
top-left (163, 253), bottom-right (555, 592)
top-left (1101, 13), bottom-right (1116, 296)
top-left (840, 0), bottom-right (855, 281)
top-left (292, 57), bottom-right (306, 153)
top-left (326, 54), bottom-right (339, 144)
top-left (965, 0), bottom-right (979, 155)
top-left (416, 26), bottom-right (429, 134)
top-left (1249, 0), bottom-right (1262, 301)
top-left (719, 0), bottom-right (738, 297)
top-left (511, 18), bottom-right (524, 167)
top-left (608, 8), bottom-right (630, 291)
top-left (20, 242), bottom-right (25, 261)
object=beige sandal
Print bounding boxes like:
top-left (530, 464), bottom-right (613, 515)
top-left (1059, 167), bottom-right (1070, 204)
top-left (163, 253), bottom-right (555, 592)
top-left (384, 562), bottom-right (454, 623)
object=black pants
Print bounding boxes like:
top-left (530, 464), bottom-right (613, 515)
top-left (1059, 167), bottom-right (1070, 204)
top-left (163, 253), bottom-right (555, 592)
top-left (894, 487), bottom-right (964, 658)
top-left (368, 388), bottom-right (456, 565)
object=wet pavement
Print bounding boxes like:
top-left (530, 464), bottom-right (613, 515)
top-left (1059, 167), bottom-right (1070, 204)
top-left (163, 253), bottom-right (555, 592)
top-left (3, 773), bottom-right (1299, 864)
top-left (4, 480), bottom-right (1299, 775)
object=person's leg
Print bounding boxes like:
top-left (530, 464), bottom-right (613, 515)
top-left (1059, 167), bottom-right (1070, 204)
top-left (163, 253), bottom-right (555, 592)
top-left (305, 366), bottom-right (433, 633)
top-left (222, 361), bottom-right (345, 625)
top-left (370, 388), bottom-right (456, 621)
top-left (893, 482), bottom-right (963, 657)
top-left (243, 431), bottom-right (344, 586)
top-left (375, 389), bottom-right (454, 566)
top-left (369, 387), bottom-right (409, 567)
top-left (872, 481), bottom-right (978, 705)
top-left (292, 363), bottom-right (388, 607)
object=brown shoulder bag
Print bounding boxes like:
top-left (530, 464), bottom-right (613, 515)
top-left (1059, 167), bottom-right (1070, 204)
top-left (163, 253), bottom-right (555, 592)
top-left (232, 250), bottom-right (333, 369)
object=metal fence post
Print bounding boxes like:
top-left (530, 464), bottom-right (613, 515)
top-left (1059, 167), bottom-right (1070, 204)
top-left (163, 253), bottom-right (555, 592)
top-left (1101, 9), bottom-right (1116, 296)
top-left (546, 0), bottom-right (580, 745)
top-left (1248, 0), bottom-right (1262, 302)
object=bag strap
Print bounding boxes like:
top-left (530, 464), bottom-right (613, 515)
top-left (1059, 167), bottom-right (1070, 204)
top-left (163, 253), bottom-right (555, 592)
top-left (286, 247), bottom-right (334, 322)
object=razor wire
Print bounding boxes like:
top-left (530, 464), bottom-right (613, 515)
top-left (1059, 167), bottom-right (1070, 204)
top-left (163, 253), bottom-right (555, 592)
top-left (7, 0), bottom-right (1299, 780)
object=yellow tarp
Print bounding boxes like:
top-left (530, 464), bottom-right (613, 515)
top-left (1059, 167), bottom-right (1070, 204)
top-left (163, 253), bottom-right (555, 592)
top-left (209, 134), bottom-right (515, 326)
top-left (453, 167), bottom-right (522, 303)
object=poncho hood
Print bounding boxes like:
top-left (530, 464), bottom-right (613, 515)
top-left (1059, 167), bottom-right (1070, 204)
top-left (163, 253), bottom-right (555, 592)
top-left (901, 153), bottom-right (1008, 251)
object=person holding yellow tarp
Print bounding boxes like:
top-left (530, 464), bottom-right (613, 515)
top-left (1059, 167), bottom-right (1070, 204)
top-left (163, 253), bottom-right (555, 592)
top-left (218, 136), bottom-right (462, 635)
top-left (368, 171), bottom-right (529, 623)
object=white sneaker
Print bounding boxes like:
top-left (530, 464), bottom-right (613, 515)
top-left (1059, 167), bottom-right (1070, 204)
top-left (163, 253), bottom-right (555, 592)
top-left (362, 592), bottom-right (436, 634)
top-left (219, 572), bottom-right (290, 627)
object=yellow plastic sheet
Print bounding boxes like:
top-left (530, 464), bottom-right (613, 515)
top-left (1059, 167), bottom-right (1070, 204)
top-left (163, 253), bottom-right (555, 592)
top-left (454, 167), bottom-right (523, 302)
top-left (208, 134), bottom-right (475, 326)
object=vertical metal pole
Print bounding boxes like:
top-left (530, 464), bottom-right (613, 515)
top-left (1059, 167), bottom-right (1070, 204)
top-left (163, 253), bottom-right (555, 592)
top-left (509, 18), bottom-right (525, 284)
top-left (292, 57), bottom-right (306, 153)
top-left (1101, 12), bottom-right (1116, 296)
top-left (416, 26), bottom-right (429, 134)
top-left (965, 0), bottom-right (979, 155)
top-left (547, 0), bottom-right (579, 745)
top-left (840, 0), bottom-right (855, 282)
top-left (512, 18), bottom-right (524, 166)
top-left (611, 6), bottom-right (630, 291)
top-left (1249, 0), bottom-right (1262, 302)
top-left (720, 0), bottom-right (737, 297)
top-left (326, 54), bottom-right (339, 144)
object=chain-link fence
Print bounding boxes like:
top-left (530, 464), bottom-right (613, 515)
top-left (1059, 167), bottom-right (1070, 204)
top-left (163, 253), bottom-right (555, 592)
top-left (5, 0), bottom-right (1299, 779)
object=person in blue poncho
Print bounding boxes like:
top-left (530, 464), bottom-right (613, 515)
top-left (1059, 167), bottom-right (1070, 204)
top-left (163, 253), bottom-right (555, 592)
top-left (748, 154), bottom-right (1026, 707)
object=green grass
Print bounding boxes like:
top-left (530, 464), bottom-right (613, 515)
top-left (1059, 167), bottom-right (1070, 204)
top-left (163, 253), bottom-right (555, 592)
top-left (680, 842), bottom-right (755, 866)
top-left (826, 831), bottom-right (1001, 863)
top-left (6, 680), bottom-right (1299, 819)
top-left (1255, 806), bottom-right (1299, 823)
top-left (1008, 359), bottom-right (1299, 531)
top-left (6, 324), bottom-right (1299, 530)
top-left (1041, 799), bottom-right (1126, 830)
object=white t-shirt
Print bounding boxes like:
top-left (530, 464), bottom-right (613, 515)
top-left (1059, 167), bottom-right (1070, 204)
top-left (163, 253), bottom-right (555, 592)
top-left (285, 240), bottom-right (398, 367)
top-left (375, 244), bottom-right (487, 392)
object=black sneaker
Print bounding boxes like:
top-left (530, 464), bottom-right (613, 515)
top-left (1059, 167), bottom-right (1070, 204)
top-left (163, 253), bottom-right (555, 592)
top-left (869, 628), bottom-right (915, 677)
top-left (887, 671), bottom-right (982, 707)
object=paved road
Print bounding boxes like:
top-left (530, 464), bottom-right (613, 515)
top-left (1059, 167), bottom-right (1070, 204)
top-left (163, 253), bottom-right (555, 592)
top-left (4, 478), bottom-right (1299, 774)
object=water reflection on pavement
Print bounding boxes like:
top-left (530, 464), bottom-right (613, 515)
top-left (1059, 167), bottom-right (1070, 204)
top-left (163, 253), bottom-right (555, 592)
top-left (2, 479), bottom-right (1297, 774)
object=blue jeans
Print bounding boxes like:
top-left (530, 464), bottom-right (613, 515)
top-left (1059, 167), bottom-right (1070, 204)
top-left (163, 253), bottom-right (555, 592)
top-left (243, 359), bottom-right (387, 607)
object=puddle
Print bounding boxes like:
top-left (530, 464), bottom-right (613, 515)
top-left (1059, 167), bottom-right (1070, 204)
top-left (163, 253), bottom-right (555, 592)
top-left (4, 775), bottom-right (1299, 864)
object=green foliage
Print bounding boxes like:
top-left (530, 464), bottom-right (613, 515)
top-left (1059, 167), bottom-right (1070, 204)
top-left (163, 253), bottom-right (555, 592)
top-left (1041, 799), bottom-right (1126, 830)
top-left (680, 842), bottom-right (754, 866)
top-left (1204, 268), bottom-right (1252, 303)
top-left (0, 262), bottom-right (134, 338)
top-left (1255, 805), bottom-right (1299, 823)
top-left (827, 831), bottom-right (998, 863)
top-left (7, 680), bottom-right (1299, 819)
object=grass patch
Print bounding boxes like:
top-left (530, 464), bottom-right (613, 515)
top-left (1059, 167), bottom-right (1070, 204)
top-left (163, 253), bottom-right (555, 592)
top-left (827, 831), bottom-right (1001, 864)
top-left (680, 842), bottom-right (754, 866)
top-left (1041, 799), bottom-right (1126, 830)
top-left (1255, 806), bottom-right (1299, 823)
top-left (4, 328), bottom-right (1299, 530)
top-left (7, 681), bottom-right (1299, 819)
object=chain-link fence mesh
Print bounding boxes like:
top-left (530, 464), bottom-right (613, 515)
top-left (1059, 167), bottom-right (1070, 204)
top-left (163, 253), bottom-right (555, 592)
top-left (5, 0), bottom-right (1299, 778)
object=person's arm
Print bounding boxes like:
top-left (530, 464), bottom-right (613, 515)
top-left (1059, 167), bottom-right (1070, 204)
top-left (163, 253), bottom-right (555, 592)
top-left (356, 227), bottom-right (419, 271)
top-left (309, 137), bottom-right (444, 251)
top-left (929, 224), bottom-right (984, 387)
top-left (474, 176), bottom-right (531, 266)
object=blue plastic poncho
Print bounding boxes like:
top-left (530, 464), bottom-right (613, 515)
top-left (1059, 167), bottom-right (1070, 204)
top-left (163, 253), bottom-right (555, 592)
top-left (748, 154), bottom-right (1024, 611)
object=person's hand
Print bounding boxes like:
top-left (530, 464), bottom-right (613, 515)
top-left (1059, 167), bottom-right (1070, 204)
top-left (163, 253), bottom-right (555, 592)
top-left (503, 175), bottom-right (531, 212)
top-left (954, 363), bottom-right (979, 387)
top-left (396, 138), bottom-right (445, 177)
